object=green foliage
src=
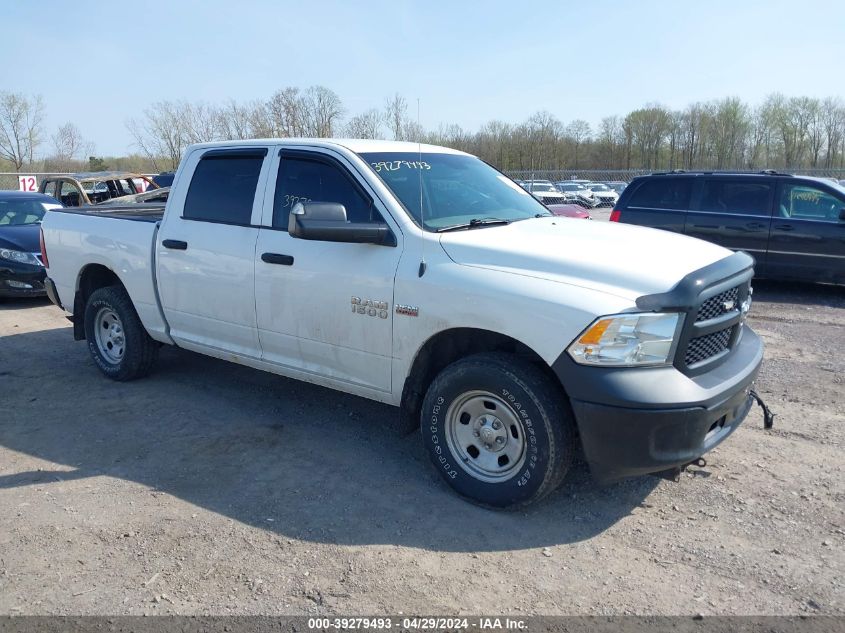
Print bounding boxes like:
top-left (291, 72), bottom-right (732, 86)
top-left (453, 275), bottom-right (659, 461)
top-left (88, 156), bottom-right (108, 171)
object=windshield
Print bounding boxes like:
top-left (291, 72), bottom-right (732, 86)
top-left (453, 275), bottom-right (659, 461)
top-left (0, 199), bottom-right (56, 225)
top-left (530, 183), bottom-right (556, 192)
top-left (589, 184), bottom-right (609, 191)
top-left (362, 152), bottom-right (549, 230)
top-left (559, 183), bottom-right (585, 191)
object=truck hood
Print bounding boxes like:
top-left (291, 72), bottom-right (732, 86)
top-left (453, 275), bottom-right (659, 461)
top-left (438, 216), bottom-right (733, 301)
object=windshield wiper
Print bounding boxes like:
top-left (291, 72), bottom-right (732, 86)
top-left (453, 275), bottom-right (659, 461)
top-left (436, 218), bottom-right (511, 233)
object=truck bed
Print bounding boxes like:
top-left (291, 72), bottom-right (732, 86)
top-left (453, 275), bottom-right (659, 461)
top-left (52, 204), bottom-right (166, 223)
top-left (42, 204), bottom-right (168, 341)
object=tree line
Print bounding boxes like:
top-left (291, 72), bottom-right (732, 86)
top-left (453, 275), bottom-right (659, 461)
top-left (2, 87), bottom-right (845, 175)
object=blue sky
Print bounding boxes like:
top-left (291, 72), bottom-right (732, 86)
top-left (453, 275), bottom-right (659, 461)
top-left (3, 0), bottom-right (843, 155)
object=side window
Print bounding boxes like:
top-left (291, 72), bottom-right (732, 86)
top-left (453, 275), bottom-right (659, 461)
top-left (627, 179), bottom-right (691, 210)
top-left (59, 181), bottom-right (83, 207)
top-left (273, 155), bottom-right (379, 230)
top-left (42, 181), bottom-right (57, 199)
top-left (779, 183), bottom-right (843, 222)
top-left (116, 179), bottom-right (135, 195)
top-left (700, 181), bottom-right (772, 216)
top-left (183, 152), bottom-right (265, 224)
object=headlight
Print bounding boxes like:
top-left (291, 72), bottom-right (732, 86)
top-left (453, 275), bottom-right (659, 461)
top-left (567, 312), bottom-right (683, 366)
top-left (0, 248), bottom-right (42, 266)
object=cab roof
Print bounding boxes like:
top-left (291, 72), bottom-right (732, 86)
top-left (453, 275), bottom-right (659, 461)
top-left (185, 138), bottom-right (470, 156)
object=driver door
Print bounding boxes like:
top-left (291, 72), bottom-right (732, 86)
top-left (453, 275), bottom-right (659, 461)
top-left (254, 148), bottom-right (402, 393)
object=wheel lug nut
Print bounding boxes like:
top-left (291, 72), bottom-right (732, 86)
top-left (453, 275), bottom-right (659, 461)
top-left (496, 436), bottom-right (504, 444)
top-left (492, 420), bottom-right (501, 430)
top-left (473, 430), bottom-right (480, 437)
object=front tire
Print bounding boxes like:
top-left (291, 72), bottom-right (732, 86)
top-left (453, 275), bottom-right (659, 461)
top-left (84, 285), bottom-right (158, 381)
top-left (421, 353), bottom-right (575, 508)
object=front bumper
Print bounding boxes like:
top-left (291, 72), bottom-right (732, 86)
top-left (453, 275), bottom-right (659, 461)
top-left (553, 326), bottom-right (764, 482)
top-left (0, 263), bottom-right (46, 297)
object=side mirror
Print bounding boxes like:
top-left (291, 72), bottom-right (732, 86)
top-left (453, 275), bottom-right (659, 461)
top-left (288, 202), bottom-right (395, 246)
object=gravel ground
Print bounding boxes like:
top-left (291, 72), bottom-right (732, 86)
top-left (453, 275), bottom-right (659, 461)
top-left (0, 279), bottom-right (842, 616)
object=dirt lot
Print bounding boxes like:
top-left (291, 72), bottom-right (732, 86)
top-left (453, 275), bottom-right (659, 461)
top-left (0, 280), bottom-right (842, 616)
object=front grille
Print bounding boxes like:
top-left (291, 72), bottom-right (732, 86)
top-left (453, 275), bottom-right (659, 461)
top-left (696, 285), bottom-right (740, 322)
top-left (685, 326), bottom-right (734, 366)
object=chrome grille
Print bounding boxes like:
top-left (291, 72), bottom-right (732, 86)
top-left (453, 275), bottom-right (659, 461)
top-left (696, 286), bottom-right (740, 322)
top-left (685, 327), bottom-right (734, 366)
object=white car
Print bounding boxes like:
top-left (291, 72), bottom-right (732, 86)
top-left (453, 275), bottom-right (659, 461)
top-left (41, 139), bottom-right (764, 508)
top-left (555, 182), bottom-right (597, 207)
top-left (583, 182), bottom-right (619, 207)
top-left (522, 181), bottom-right (574, 205)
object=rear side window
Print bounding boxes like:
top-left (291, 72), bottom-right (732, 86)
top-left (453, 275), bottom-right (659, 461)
top-left (700, 181), bottom-right (772, 216)
top-left (273, 155), bottom-right (378, 229)
top-left (183, 151), bottom-right (265, 225)
top-left (627, 179), bottom-right (691, 210)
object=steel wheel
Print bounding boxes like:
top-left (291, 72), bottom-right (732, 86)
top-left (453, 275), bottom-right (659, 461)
top-left (445, 390), bottom-right (527, 482)
top-left (93, 306), bottom-right (125, 364)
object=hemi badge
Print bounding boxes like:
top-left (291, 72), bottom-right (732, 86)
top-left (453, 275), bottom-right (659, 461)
top-left (395, 304), bottom-right (419, 317)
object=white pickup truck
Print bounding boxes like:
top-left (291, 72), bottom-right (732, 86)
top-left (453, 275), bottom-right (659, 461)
top-left (41, 139), bottom-right (764, 508)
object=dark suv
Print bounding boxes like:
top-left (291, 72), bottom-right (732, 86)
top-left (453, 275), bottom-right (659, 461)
top-left (611, 171), bottom-right (845, 284)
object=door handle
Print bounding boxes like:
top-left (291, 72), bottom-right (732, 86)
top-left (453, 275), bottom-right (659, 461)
top-left (162, 239), bottom-right (188, 250)
top-left (745, 222), bottom-right (765, 230)
top-left (261, 252), bottom-right (294, 266)
top-left (773, 224), bottom-right (795, 232)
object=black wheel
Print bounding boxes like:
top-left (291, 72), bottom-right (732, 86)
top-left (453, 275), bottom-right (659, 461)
top-left (83, 285), bottom-right (158, 381)
top-left (421, 353), bottom-right (575, 508)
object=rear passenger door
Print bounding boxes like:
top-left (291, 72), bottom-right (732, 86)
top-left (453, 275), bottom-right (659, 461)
top-left (156, 147), bottom-right (271, 358)
top-left (621, 177), bottom-right (691, 233)
top-left (684, 178), bottom-right (774, 275)
top-left (767, 180), bottom-right (845, 284)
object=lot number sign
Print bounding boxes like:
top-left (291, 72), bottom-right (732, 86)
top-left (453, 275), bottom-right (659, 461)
top-left (18, 175), bottom-right (38, 192)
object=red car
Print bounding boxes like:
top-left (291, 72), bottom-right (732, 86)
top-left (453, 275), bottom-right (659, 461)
top-left (545, 203), bottom-right (591, 219)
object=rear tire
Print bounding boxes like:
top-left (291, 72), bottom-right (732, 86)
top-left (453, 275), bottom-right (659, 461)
top-left (83, 285), bottom-right (158, 381)
top-left (421, 352), bottom-right (575, 508)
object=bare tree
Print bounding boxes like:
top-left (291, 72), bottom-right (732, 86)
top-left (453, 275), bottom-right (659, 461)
top-left (565, 120), bottom-right (591, 168)
top-left (625, 105), bottom-right (671, 169)
top-left (0, 92), bottom-right (45, 170)
top-left (48, 122), bottom-right (93, 171)
top-left (52, 122), bottom-right (88, 160)
top-left (181, 102), bottom-right (221, 144)
top-left (126, 101), bottom-right (187, 170)
top-left (821, 97), bottom-right (844, 168)
top-left (708, 97), bottom-right (750, 169)
top-left (302, 86), bottom-right (344, 137)
top-left (217, 100), bottom-right (256, 140)
top-left (266, 87), bottom-right (306, 137)
top-left (343, 108), bottom-right (385, 139)
top-left (385, 93), bottom-right (407, 140)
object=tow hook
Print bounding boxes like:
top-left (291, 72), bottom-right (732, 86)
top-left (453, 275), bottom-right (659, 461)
top-left (749, 389), bottom-right (775, 429)
top-left (656, 457), bottom-right (708, 482)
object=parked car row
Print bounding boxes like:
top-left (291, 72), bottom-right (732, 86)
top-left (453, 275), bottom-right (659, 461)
top-left (513, 178), bottom-right (628, 209)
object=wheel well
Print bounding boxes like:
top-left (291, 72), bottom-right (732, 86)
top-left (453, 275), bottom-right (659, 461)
top-left (72, 265), bottom-right (123, 340)
top-left (399, 328), bottom-right (558, 432)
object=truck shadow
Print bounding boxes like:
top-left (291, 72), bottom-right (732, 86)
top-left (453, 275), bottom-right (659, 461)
top-left (0, 324), bottom-right (659, 552)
